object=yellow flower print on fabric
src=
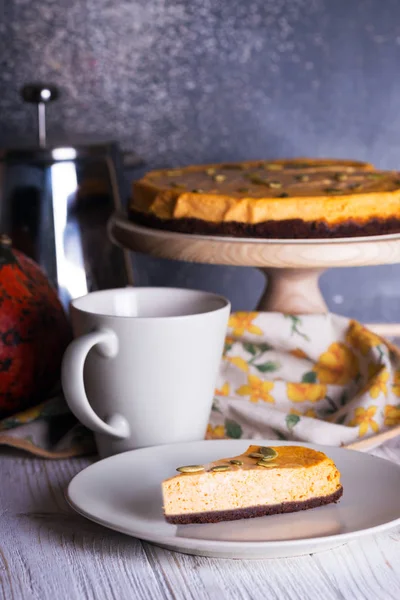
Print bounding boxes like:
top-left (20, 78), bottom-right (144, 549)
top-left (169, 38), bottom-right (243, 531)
top-left (345, 320), bottom-right (382, 356)
top-left (367, 364), bottom-right (389, 399)
top-left (236, 375), bottom-right (275, 403)
top-left (290, 348), bottom-right (308, 359)
top-left (314, 342), bottom-right (359, 385)
top-left (228, 312), bottom-right (262, 336)
top-left (287, 383), bottom-right (327, 403)
top-left (290, 408), bottom-right (317, 418)
top-left (206, 424), bottom-right (225, 438)
top-left (384, 405), bottom-right (400, 427)
top-left (349, 406), bottom-right (379, 437)
top-left (215, 382), bottom-right (230, 396)
top-left (223, 336), bottom-right (235, 353)
top-left (225, 356), bottom-right (249, 372)
top-left (392, 370), bottom-right (400, 397)
top-left (14, 403), bottom-right (45, 425)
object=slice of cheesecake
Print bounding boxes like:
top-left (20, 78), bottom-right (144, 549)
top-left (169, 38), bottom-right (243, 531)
top-left (162, 445), bottom-right (343, 524)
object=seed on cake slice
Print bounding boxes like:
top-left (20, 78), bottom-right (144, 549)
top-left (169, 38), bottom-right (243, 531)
top-left (248, 452), bottom-right (265, 458)
top-left (176, 465), bottom-right (205, 473)
top-left (259, 446), bottom-right (278, 459)
top-left (367, 172), bottom-right (384, 179)
top-left (214, 174), bottom-right (226, 183)
top-left (264, 163), bottom-right (283, 170)
top-left (230, 460), bottom-right (243, 465)
top-left (294, 174), bottom-right (309, 182)
top-left (257, 461), bottom-right (277, 468)
top-left (245, 174), bottom-right (268, 185)
top-left (332, 173), bottom-right (347, 182)
top-left (210, 465), bottom-right (230, 472)
top-left (324, 187), bottom-right (341, 194)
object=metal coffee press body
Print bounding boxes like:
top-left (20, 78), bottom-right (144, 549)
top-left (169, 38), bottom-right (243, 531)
top-left (0, 83), bottom-right (135, 310)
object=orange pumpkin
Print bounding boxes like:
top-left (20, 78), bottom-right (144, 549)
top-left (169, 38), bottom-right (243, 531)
top-left (0, 235), bottom-right (71, 417)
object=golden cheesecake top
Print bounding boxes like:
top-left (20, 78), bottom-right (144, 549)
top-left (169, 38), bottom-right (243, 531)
top-left (165, 444), bottom-right (333, 480)
top-left (131, 158), bottom-right (400, 226)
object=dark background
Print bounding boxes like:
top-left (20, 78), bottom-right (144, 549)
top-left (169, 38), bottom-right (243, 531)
top-left (1, 0), bottom-right (400, 319)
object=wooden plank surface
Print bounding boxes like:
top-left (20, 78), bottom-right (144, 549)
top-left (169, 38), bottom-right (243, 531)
top-left (0, 441), bottom-right (399, 600)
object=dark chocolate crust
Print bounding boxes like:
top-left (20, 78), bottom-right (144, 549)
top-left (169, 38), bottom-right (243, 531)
top-left (129, 209), bottom-right (400, 239)
top-left (165, 485), bottom-right (343, 524)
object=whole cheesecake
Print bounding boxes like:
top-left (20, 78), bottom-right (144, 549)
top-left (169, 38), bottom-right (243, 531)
top-left (162, 444), bottom-right (343, 524)
top-left (129, 157), bottom-right (400, 239)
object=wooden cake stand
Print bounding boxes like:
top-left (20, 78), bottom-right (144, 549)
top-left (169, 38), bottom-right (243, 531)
top-left (109, 213), bottom-right (400, 315)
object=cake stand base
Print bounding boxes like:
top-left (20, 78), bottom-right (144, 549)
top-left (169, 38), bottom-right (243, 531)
top-left (257, 268), bottom-right (327, 313)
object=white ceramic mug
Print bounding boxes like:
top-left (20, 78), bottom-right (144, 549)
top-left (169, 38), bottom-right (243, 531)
top-left (61, 287), bottom-right (230, 458)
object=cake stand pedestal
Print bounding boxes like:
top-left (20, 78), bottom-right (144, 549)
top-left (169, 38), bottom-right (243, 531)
top-left (256, 268), bottom-right (326, 313)
top-left (108, 214), bottom-right (400, 315)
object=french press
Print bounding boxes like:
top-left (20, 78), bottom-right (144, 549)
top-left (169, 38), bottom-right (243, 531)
top-left (0, 83), bottom-right (138, 310)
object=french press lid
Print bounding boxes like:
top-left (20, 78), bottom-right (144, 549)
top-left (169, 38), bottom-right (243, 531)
top-left (0, 83), bottom-right (143, 167)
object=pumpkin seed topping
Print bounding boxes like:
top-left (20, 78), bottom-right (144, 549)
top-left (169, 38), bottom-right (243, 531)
top-left (333, 173), bottom-right (347, 182)
top-left (206, 168), bottom-right (216, 175)
top-left (166, 170), bottom-right (183, 176)
top-left (214, 174), bottom-right (226, 183)
top-left (278, 192), bottom-right (289, 198)
top-left (257, 461), bottom-right (276, 468)
top-left (324, 187), bottom-right (341, 194)
top-left (259, 447), bottom-right (278, 459)
top-left (210, 465), bottom-right (230, 472)
top-left (264, 163), bottom-right (283, 171)
top-left (245, 174), bottom-right (268, 185)
top-left (248, 452), bottom-right (265, 459)
top-left (191, 188), bottom-right (205, 193)
top-left (176, 465), bottom-right (205, 473)
top-left (268, 181), bottom-right (282, 189)
top-left (294, 174), bottom-right (309, 182)
top-left (230, 460), bottom-right (243, 465)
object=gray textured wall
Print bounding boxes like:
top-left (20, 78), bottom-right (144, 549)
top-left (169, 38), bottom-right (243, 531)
top-left (1, 0), bottom-right (400, 319)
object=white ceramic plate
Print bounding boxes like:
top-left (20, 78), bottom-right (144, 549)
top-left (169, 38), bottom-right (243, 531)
top-left (66, 439), bottom-right (400, 559)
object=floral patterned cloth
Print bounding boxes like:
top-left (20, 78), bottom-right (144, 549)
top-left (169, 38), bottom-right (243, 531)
top-left (207, 312), bottom-right (400, 447)
top-left (1, 312), bottom-right (400, 457)
top-left (0, 392), bottom-right (95, 458)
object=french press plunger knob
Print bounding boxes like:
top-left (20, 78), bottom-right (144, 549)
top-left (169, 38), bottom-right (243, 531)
top-left (20, 83), bottom-right (59, 148)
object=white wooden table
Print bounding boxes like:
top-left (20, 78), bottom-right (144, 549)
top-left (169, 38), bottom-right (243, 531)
top-left (1, 441), bottom-right (399, 600)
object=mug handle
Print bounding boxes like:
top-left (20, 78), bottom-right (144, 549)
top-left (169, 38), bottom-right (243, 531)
top-left (61, 329), bottom-right (130, 440)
